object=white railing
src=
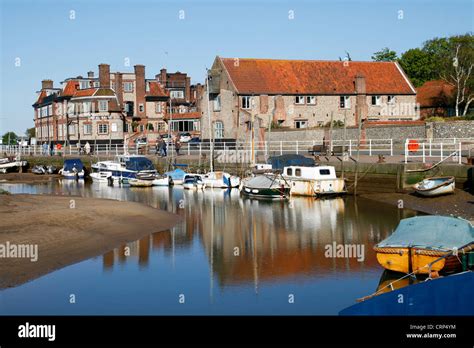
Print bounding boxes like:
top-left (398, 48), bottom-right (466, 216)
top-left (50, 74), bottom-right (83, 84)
top-left (404, 140), bottom-right (463, 164)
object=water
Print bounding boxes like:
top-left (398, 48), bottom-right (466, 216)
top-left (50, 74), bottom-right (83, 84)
top-left (0, 181), bottom-right (419, 315)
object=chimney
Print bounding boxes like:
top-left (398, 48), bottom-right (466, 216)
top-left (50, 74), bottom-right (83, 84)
top-left (355, 74), bottom-right (367, 126)
top-left (98, 64), bottom-right (110, 88)
top-left (185, 76), bottom-right (191, 102)
top-left (116, 73), bottom-right (123, 109)
top-left (41, 79), bottom-right (53, 89)
top-left (134, 65), bottom-right (146, 117)
top-left (87, 71), bottom-right (94, 78)
top-left (160, 68), bottom-right (167, 85)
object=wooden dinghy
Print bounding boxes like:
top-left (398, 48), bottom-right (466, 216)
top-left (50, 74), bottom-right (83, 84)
top-left (129, 172), bottom-right (154, 187)
top-left (374, 216), bottom-right (473, 275)
top-left (413, 176), bottom-right (455, 197)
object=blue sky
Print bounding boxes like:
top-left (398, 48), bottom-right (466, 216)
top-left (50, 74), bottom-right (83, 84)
top-left (0, 0), bottom-right (472, 134)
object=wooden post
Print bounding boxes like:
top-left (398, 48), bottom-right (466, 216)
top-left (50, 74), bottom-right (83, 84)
top-left (354, 112), bottom-right (363, 196)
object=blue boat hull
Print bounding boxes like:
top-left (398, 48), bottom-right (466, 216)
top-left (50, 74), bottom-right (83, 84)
top-left (339, 271), bottom-right (474, 316)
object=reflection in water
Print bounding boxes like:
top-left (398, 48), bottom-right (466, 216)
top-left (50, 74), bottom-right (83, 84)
top-left (0, 181), bottom-right (419, 314)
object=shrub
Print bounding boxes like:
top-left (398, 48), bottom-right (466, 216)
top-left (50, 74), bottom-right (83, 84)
top-left (425, 116), bottom-right (445, 122)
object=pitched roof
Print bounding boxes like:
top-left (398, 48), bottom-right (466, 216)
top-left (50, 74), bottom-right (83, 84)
top-left (72, 88), bottom-right (98, 97)
top-left (147, 81), bottom-right (169, 97)
top-left (416, 80), bottom-right (455, 107)
top-left (219, 57), bottom-right (416, 95)
top-left (62, 81), bottom-right (79, 96)
top-left (35, 90), bottom-right (47, 104)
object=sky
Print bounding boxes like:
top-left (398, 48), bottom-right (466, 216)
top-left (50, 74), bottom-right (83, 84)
top-left (0, 0), bottom-right (473, 134)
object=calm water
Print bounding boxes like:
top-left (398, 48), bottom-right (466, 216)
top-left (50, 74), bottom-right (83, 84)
top-left (0, 180), bottom-right (419, 315)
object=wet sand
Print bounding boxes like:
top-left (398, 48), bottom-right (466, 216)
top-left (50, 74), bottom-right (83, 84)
top-left (0, 194), bottom-right (182, 288)
top-left (0, 172), bottom-right (59, 183)
top-left (361, 189), bottom-right (474, 222)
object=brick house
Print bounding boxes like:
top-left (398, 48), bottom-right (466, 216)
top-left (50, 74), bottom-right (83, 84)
top-left (33, 64), bottom-right (201, 146)
top-left (417, 80), bottom-right (456, 118)
top-left (200, 57), bottom-right (418, 142)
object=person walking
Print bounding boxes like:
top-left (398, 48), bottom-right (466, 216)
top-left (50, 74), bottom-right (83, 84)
top-left (163, 140), bottom-right (167, 157)
top-left (84, 141), bottom-right (91, 155)
top-left (175, 139), bottom-right (181, 156)
top-left (76, 142), bottom-right (82, 155)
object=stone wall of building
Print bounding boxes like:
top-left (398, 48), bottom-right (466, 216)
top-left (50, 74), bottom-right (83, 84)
top-left (431, 121), bottom-right (474, 139)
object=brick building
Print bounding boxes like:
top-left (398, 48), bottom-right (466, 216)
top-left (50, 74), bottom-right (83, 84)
top-left (416, 80), bottom-right (456, 118)
top-left (200, 57), bottom-right (418, 142)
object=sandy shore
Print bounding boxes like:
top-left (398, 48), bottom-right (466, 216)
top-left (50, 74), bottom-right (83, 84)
top-left (0, 194), bottom-right (182, 288)
top-left (361, 189), bottom-right (474, 222)
top-left (0, 172), bottom-right (60, 183)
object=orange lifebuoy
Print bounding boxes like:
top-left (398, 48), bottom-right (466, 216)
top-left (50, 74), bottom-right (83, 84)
top-left (408, 139), bottom-right (419, 152)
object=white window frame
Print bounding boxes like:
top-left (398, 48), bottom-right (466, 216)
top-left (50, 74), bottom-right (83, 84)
top-left (295, 120), bottom-right (308, 129)
top-left (295, 96), bottom-right (305, 105)
top-left (98, 124), bottom-right (108, 135)
top-left (83, 123), bottom-right (92, 135)
top-left (213, 95), bottom-right (221, 111)
top-left (123, 82), bottom-right (133, 92)
top-left (170, 90), bottom-right (184, 99)
top-left (340, 96), bottom-right (351, 109)
top-left (111, 123), bottom-right (118, 132)
top-left (387, 95), bottom-right (395, 104)
top-left (68, 124), bottom-right (76, 134)
top-left (306, 96), bottom-right (316, 105)
top-left (80, 81), bottom-right (90, 90)
top-left (98, 100), bottom-right (108, 112)
top-left (241, 96), bottom-right (252, 109)
top-left (371, 95), bottom-right (381, 106)
top-left (155, 102), bottom-right (162, 113)
top-left (214, 121), bottom-right (224, 139)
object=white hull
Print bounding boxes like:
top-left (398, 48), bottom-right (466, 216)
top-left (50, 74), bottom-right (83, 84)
top-left (202, 172), bottom-right (241, 188)
top-left (60, 170), bottom-right (85, 179)
top-left (129, 178), bottom-right (154, 187)
top-left (90, 172), bottom-right (112, 182)
top-left (414, 182), bottom-right (455, 197)
top-left (152, 177), bottom-right (170, 186)
top-left (0, 160), bottom-right (27, 173)
top-left (286, 178), bottom-right (346, 196)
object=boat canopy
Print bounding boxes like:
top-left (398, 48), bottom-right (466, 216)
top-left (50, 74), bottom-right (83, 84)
top-left (376, 216), bottom-right (474, 251)
top-left (268, 154), bottom-right (315, 170)
top-left (63, 159), bottom-right (84, 171)
top-left (165, 168), bottom-right (187, 180)
top-left (125, 157), bottom-right (155, 171)
top-left (245, 175), bottom-right (283, 189)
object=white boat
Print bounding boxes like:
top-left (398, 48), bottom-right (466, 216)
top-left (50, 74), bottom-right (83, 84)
top-left (164, 168), bottom-right (187, 185)
top-left (59, 159), bottom-right (85, 179)
top-left (129, 172), bottom-right (155, 187)
top-left (240, 174), bottom-right (290, 199)
top-left (202, 171), bottom-right (240, 188)
top-left (413, 176), bottom-right (455, 197)
top-left (90, 171), bottom-right (112, 183)
top-left (0, 157), bottom-right (27, 173)
top-left (91, 155), bottom-right (156, 183)
top-left (152, 175), bottom-right (170, 186)
top-left (281, 165), bottom-right (346, 196)
top-left (183, 174), bottom-right (205, 190)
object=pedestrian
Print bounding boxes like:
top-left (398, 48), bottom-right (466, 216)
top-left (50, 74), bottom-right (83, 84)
top-left (42, 142), bottom-right (48, 155)
top-left (76, 142), bottom-right (82, 155)
top-left (175, 139), bottom-right (181, 156)
top-left (57, 142), bottom-right (62, 156)
top-left (84, 141), bottom-right (91, 155)
top-left (163, 140), bottom-right (167, 157)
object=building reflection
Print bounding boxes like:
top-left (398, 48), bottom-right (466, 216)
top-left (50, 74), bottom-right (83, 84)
top-left (101, 187), bottom-right (418, 289)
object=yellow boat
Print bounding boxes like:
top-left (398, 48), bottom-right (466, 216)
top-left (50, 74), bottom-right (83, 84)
top-left (374, 216), bottom-right (473, 275)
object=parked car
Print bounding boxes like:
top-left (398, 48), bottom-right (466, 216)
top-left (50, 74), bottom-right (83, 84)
top-left (134, 137), bottom-right (148, 147)
top-left (160, 134), bottom-right (174, 145)
top-left (189, 137), bottom-right (201, 148)
top-left (179, 132), bottom-right (192, 143)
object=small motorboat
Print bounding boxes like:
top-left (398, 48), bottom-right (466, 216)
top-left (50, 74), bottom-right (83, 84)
top-left (90, 171), bottom-right (112, 183)
top-left (128, 172), bottom-right (154, 187)
top-left (0, 156), bottom-right (27, 173)
top-left (374, 216), bottom-right (473, 275)
top-left (240, 174), bottom-right (290, 199)
top-left (202, 171), bottom-right (240, 188)
top-left (31, 165), bottom-right (47, 175)
top-left (413, 176), bottom-right (455, 197)
top-left (59, 159), bottom-right (85, 179)
top-left (183, 175), bottom-right (205, 190)
top-left (46, 165), bottom-right (58, 174)
top-left (152, 174), bottom-right (170, 186)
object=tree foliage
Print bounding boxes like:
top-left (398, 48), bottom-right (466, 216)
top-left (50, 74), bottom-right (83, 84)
top-left (371, 47), bottom-right (398, 62)
top-left (2, 132), bottom-right (18, 145)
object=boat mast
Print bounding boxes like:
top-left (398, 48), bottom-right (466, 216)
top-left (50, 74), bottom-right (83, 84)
top-left (206, 69), bottom-right (214, 173)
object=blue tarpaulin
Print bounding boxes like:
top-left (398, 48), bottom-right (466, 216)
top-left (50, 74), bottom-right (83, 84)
top-left (63, 159), bottom-right (84, 171)
top-left (267, 154), bottom-right (315, 170)
top-left (125, 157), bottom-right (155, 171)
top-left (164, 168), bottom-right (187, 180)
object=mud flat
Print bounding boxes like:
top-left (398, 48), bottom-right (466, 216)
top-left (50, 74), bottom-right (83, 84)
top-left (0, 194), bottom-right (182, 288)
top-left (0, 172), bottom-right (60, 183)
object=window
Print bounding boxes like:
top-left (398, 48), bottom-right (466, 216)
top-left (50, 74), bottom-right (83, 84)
top-left (306, 96), bottom-right (316, 104)
top-left (295, 120), bottom-right (308, 129)
top-left (93, 81), bottom-right (100, 88)
top-left (124, 123), bottom-right (129, 133)
top-left (68, 124), bottom-right (76, 134)
top-left (155, 102), bottom-right (162, 113)
top-left (98, 124), bottom-right (108, 134)
top-left (171, 120), bottom-right (197, 132)
top-left (139, 124), bottom-right (144, 132)
top-left (319, 169), bottom-right (331, 175)
top-left (111, 123), bottom-right (118, 132)
top-left (388, 95), bottom-right (395, 104)
top-left (98, 100), bottom-right (108, 112)
top-left (340, 96), bottom-right (351, 109)
top-left (295, 96), bottom-right (305, 105)
top-left (170, 90), bottom-right (184, 99)
top-left (80, 81), bottom-right (90, 89)
top-left (295, 168), bottom-right (302, 177)
top-left (139, 104), bottom-right (144, 112)
top-left (371, 95), bottom-right (381, 106)
top-left (213, 95), bottom-right (221, 111)
top-left (214, 121), bottom-right (224, 139)
top-left (83, 102), bottom-right (91, 114)
top-left (286, 168), bottom-right (293, 176)
top-left (241, 96), bottom-right (252, 109)
top-left (83, 124), bottom-right (92, 135)
top-left (123, 82), bottom-right (133, 92)
top-left (158, 122), bottom-right (166, 131)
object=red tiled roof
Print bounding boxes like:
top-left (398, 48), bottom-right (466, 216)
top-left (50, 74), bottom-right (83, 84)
top-left (416, 80), bottom-right (455, 107)
top-left (219, 57), bottom-right (416, 95)
top-left (72, 88), bottom-right (98, 97)
top-left (164, 112), bottom-right (201, 120)
top-left (35, 90), bottom-right (47, 104)
top-left (147, 81), bottom-right (169, 97)
top-left (62, 81), bottom-right (79, 96)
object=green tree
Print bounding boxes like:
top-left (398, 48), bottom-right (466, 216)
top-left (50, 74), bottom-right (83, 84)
top-left (371, 47), bottom-right (398, 62)
top-left (398, 48), bottom-right (437, 87)
top-left (25, 127), bottom-right (35, 138)
top-left (2, 132), bottom-right (18, 145)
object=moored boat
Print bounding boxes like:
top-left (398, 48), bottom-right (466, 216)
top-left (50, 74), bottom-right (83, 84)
top-left (202, 171), bottom-right (240, 188)
top-left (91, 155), bottom-right (156, 183)
top-left (59, 159), bottom-right (85, 179)
top-left (90, 171), bottom-right (112, 182)
top-left (240, 174), bottom-right (290, 199)
top-left (164, 168), bottom-right (187, 185)
top-left (0, 156), bottom-right (27, 173)
top-left (183, 174), bottom-right (205, 190)
top-left (413, 176), bottom-right (455, 197)
top-left (128, 172), bottom-right (155, 187)
top-left (152, 174), bottom-right (170, 186)
top-left (374, 216), bottom-right (474, 275)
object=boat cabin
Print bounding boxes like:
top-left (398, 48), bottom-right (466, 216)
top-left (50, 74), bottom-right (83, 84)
top-left (282, 166), bottom-right (337, 180)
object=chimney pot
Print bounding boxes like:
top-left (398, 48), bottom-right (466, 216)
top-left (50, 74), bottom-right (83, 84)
top-left (87, 71), bottom-right (94, 78)
top-left (41, 80), bottom-right (53, 89)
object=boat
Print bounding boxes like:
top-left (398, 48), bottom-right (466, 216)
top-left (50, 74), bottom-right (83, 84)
top-left (339, 270), bottom-right (474, 315)
top-left (152, 174), bottom-right (170, 186)
top-left (90, 171), bottom-right (112, 183)
top-left (202, 171), bottom-right (240, 188)
top-left (31, 165), bottom-right (47, 175)
top-left (374, 216), bottom-right (474, 275)
top-left (240, 174), bottom-right (290, 199)
top-left (164, 168), bottom-right (187, 185)
top-left (59, 158), bottom-right (85, 179)
top-left (91, 155), bottom-right (156, 183)
top-left (281, 165), bottom-right (346, 196)
top-left (413, 176), bottom-right (455, 197)
top-left (128, 172), bottom-right (155, 187)
top-left (183, 174), bottom-right (205, 190)
top-left (0, 156), bottom-right (27, 173)
top-left (46, 165), bottom-right (58, 174)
